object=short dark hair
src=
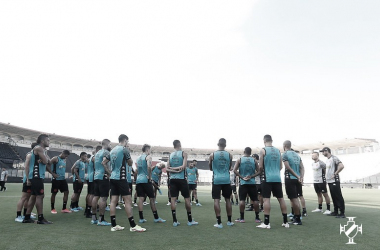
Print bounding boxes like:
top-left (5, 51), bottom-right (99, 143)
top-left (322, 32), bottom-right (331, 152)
top-left (96, 145), bottom-right (102, 151)
top-left (101, 139), bottom-right (110, 146)
top-left (252, 154), bottom-right (259, 160)
top-left (173, 140), bottom-right (181, 148)
top-left (118, 134), bottom-right (129, 143)
top-left (244, 147), bottom-right (252, 155)
top-left (31, 142), bottom-right (38, 149)
top-left (192, 160), bottom-right (197, 162)
top-left (87, 154), bottom-right (91, 158)
top-left (37, 134), bottom-right (49, 144)
top-left (80, 152), bottom-right (87, 157)
top-left (263, 134), bottom-right (272, 142)
top-left (142, 144), bottom-right (151, 152)
top-left (313, 152), bottom-right (319, 156)
top-left (218, 138), bottom-right (226, 146)
top-left (62, 150), bottom-right (70, 155)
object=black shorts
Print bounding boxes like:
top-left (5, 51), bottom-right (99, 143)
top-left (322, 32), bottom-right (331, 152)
top-left (30, 178), bottom-right (44, 196)
top-left (73, 180), bottom-right (84, 194)
top-left (314, 183), bottom-right (327, 194)
top-left (110, 179), bottom-right (131, 196)
top-left (256, 184), bottom-right (262, 195)
top-left (285, 179), bottom-right (300, 199)
top-left (239, 184), bottom-right (258, 201)
top-left (231, 185), bottom-right (237, 194)
top-left (94, 179), bottom-right (110, 197)
top-left (22, 182), bottom-right (32, 193)
top-left (51, 179), bottom-right (69, 193)
top-left (136, 183), bottom-right (155, 198)
top-left (188, 184), bottom-right (197, 190)
top-left (170, 179), bottom-right (190, 199)
top-left (87, 181), bottom-right (94, 195)
top-left (212, 184), bottom-right (232, 200)
top-left (261, 182), bottom-right (283, 199)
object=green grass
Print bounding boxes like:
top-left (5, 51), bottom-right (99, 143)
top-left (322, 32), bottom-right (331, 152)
top-left (0, 184), bottom-right (379, 250)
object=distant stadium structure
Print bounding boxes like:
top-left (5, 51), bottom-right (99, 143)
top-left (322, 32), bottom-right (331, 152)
top-left (0, 122), bottom-right (379, 185)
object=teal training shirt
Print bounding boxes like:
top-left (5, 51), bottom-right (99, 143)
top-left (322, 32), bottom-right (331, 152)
top-left (151, 166), bottom-right (162, 183)
top-left (282, 150), bottom-right (301, 180)
top-left (52, 156), bottom-right (66, 181)
top-left (87, 156), bottom-right (95, 182)
top-left (136, 153), bottom-right (149, 184)
top-left (28, 147), bottom-right (47, 179)
top-left (186, 167), bottom-right (197, 184)
top-left (94, 149), bottom-right (110, 180)
top-left (169, 151), bottom-right (185, 179)
top-left (73, 160), bottom-right (86, 182)
top-left (239, 156), bottom-right (256, 185)
top-left (110, 145), bottom-right (131, 180)
top-left (212, 150), bottom-right (231, 185)
top-left (262, 146), bottom-right (281, 182)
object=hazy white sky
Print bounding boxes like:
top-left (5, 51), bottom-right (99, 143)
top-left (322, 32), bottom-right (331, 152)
top-left (1, 0), bottom-right (379, 149)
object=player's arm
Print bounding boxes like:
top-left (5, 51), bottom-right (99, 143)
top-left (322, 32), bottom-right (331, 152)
top-left (166, 158), bottom-right (179, 173)
top-left (195, 168), bottom-right (199, 182)
top-left (72, 161), bottom-right (82, 183)
top-left (24, 153), bottom-right (31, 185)
top-left (47, 156), bottom-right (59, 178)
top-left (258, 149), bottom-right (265, 173)
top-left (229, 153), bottom-right (233, 171)
top-left (208, 153), bottom-right (213, 171)
top-left (35, 146), bottom-right (50, 165)
top-left (319, 160), bottom-right (326, 169)
top-left (233, 158), bottom-right (242, 178)
top-left (279, 152), bottom-right (283, 171)
top-left (101, 157), bottom-right (111, 176)
top-left (179, 152), bottom-right (188, 172)
top-left (147, 155), bottom-right (152, 180)
top-left (299, 160), bottom-right (305, 184)
top-left (335, 162), bottom-right (344, 175)
top-left (251, 159), bottom-right (260, 179)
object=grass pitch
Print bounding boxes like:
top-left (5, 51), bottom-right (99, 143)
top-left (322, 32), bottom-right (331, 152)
top-left (0, 183), bottom-right (379, 250)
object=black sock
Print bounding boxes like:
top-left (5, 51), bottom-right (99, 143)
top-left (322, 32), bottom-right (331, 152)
top-left (23, 208), bottom-right (27, 216)
top-left (88, 206), bottom-right (92, 215)
top-left (327, 203), bottom-right (330, 210)
top-left (172, 210), bottom-right (177, 222)
top-left (51, 203), bottom-right (54, 210)
top-left (291, 207), bottom-right (294, 214)
top-left (139, 211), bottom-right (144, 220)
top-left (63, 202), bottom-right (67, 210)
top-left (192, 196), bottom-right (194, 201)
top-left (196, 199), bottom-right (199, 203)
top-left (282, 213), bottom-right (288, 223)
top-left (169, 198), bottom-right (171, 203)
top-left (216, 216), bottom-right (221, 224)
top-left (70, 201), bottom-right (73, 208)
top-left (227, 215), bottom-right (232, 223)
top-left (318, 204), bottom-right (322, 210)
top-left (240, 212), bottom-right (244, 220)
top-left (153, 211), bottom-right (159, 220)
top-left (17, 211), bottom-right (22, 217)
top-left (99, 214), bottom-right (104, 222)
top-left (255, 212), bottom-right (259, 220)
top-left (250, 204), bottom-right (253, 208)
top-left (85, 204), bottom-right (88, 211)
top-left (236, 199), bottom-right (238, 204)
top-left (75, 201), bottom-right (79, 208)
top-left (264, 214), bottom-right (270, 225)
top-left (110, 215), bottom-right (116, 227)
top-left (134, 198), bottom-right (137, 204)
top-left (302, 208), bottom-right (306, 213)
top-left (187, 211), bottom-right (192, 222)
top-left (38, 214), bottom-right (44, 221)
top-left (128, 217), bottom-right (136, 227)
top-left (260, 204), bottom-right (263, 210)
top-left (231, 199), bottom-right (233, 203)
top-left (24, 214), bottom-right (31, 220)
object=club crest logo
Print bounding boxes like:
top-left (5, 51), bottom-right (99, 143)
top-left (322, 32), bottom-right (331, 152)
top-left (340, 217), bottom-right (362, 244)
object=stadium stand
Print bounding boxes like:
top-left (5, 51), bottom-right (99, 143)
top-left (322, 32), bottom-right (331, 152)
top-left (0, 142), bottom-right (19, 161)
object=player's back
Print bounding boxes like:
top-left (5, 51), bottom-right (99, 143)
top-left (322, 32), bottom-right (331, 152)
top-left (263, 146), bottom-right (281, 182)
top-left (212, 150), bottom-right (230, 185)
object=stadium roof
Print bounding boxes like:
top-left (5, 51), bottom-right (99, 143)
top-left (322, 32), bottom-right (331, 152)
top-left (0, 122), bottom-right (377, 155)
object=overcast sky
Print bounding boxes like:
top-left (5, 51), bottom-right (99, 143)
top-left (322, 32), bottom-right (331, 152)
top-left (1, 0), bottom-right (379, 149)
